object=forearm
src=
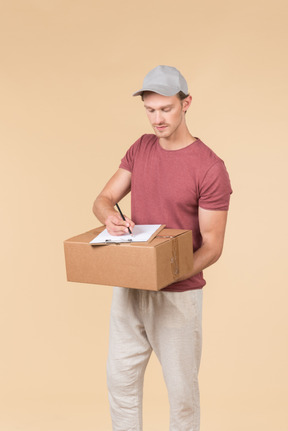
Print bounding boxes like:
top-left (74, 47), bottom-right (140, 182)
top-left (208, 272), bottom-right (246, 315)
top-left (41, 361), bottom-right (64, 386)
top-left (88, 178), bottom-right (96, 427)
top-left (189, 242), bottom-right (223, 277)
top-left (93, 194), bottom-right (134, 235)
top-left (93, 195), bottom-right (117, 225)
top-left (184, 208), bottom-right (228, 279)
top-left (92, 168), bottom-right (134, 235)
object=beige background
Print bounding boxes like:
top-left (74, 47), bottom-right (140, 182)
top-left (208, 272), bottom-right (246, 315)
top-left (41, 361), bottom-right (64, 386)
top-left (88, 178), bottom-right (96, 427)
top-left (1, 0), bottom-right (287, 430)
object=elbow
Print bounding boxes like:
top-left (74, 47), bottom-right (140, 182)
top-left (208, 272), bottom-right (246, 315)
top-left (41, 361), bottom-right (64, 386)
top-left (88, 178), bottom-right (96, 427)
top-left (92, 195), bottom-right (101, 218)
top-left (212, 244), bottom-right (224, 264)
top-left (205, 241), bottom-right (224, 266)
top-left (92, 199), bottom-right (97, 217)
top-left (212, 251), bottom-right (222, 265)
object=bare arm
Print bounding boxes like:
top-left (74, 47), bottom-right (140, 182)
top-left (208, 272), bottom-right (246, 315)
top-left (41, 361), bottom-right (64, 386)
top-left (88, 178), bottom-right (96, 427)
top-left (93, 168), bottom-right (135, 236)
top-left (182, 208), bottom-right (228, 279)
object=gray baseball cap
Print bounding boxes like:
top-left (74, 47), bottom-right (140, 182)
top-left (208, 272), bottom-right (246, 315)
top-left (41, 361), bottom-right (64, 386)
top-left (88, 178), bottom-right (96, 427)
top-left (133, 65), bottom-right (188, 97)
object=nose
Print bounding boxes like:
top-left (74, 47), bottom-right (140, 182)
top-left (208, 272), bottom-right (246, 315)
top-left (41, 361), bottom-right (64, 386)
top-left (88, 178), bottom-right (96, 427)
top-left (154, 110), bottom-right (164, 124)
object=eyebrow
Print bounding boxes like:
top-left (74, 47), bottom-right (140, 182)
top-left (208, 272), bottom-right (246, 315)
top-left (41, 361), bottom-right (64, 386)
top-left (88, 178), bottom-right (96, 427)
top-left (144, 104), bottom-right (174, 110)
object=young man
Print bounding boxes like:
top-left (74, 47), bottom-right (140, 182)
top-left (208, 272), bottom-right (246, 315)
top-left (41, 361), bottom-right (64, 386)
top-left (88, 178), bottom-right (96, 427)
top-left (93, 65), bottom-right (232, 431)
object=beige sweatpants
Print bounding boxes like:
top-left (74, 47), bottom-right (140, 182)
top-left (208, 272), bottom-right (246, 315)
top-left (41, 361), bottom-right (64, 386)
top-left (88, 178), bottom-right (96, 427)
top-left (107, 287), bottom-right (203, 431)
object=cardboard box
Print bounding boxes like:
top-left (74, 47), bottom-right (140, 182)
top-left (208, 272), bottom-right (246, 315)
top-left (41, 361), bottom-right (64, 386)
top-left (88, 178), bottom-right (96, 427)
top-left (64, 226), bottom-right (193, 291)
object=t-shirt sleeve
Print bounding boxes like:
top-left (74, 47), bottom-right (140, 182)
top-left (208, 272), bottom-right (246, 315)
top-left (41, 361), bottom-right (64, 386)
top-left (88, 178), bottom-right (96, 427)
top-left (119, 137), bottom-right (142, 172)
top-left (199, 161), bottom-right (232, 211)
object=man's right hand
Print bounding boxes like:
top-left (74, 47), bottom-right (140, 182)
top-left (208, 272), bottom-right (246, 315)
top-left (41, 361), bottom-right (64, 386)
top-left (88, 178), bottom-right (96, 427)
top-left (93, 168), bottom-right (134, 234)
top-left (105, 212), bottom-right (135, 236)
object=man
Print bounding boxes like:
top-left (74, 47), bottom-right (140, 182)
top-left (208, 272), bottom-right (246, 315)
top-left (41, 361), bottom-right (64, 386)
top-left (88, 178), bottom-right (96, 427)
top-left (93, 65), bottom-right (232, 431)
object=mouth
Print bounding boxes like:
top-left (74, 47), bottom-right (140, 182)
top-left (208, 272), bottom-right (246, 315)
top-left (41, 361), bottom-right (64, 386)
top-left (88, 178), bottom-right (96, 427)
top-left (154, 125), bottom-right (168, 131)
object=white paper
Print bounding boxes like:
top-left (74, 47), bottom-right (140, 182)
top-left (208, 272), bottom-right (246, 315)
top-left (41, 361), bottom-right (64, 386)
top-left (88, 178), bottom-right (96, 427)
top-left (90, 224), bottom-right (162, 245)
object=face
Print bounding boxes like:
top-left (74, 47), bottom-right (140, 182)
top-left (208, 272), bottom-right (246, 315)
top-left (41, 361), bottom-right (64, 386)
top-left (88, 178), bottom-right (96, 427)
top-left (142, 92), bottom-right (191, 139)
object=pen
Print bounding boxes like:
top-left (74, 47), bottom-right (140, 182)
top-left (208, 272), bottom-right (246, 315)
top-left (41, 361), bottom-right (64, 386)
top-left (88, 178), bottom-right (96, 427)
top-left (115, 203), bottom-right (132, 235)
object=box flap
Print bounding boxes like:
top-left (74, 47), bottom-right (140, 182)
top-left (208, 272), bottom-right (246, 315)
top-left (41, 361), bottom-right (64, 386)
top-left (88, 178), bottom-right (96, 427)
top-left (151, 229), bottom-right (191, 247)
top-left (146, 224), bottom-right (166, 243)
top-left (64, 226), bottom-right (105, 244)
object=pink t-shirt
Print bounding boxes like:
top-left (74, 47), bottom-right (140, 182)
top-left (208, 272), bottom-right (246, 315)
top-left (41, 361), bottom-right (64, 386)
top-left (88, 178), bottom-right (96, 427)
top-left (120, 134), bottom-right (232, 291)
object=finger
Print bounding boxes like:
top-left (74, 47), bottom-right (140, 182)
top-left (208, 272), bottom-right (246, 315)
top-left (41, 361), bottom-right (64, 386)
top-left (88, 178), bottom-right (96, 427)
top-left (106, 215), bottom-right (125, 229)
top-left (107, 220), bottom-right (131, 236)
top-left (107, 226), bottom-right (131, 236)
top-left (124, 216), bottom-right (135, 229)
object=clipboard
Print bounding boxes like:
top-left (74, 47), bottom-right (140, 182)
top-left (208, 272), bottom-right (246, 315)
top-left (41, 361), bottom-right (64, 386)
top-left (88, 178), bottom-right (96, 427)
top-left (90, 224), bottom-right (165, 245)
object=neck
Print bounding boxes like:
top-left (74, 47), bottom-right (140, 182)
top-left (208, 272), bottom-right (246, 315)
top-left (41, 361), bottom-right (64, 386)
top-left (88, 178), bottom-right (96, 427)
top-left (159, 125), bottom-right (196, 150)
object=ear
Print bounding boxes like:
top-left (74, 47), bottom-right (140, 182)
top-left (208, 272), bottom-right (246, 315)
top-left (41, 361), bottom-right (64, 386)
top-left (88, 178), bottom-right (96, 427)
top-left (182, 95), bottom-right (192, 112)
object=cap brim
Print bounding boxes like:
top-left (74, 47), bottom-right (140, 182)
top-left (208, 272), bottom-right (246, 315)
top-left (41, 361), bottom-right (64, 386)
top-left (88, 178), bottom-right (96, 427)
top-left (132, 85), bottom-right (179, 97)
top-left (132, 90), bottom-right (144, 97)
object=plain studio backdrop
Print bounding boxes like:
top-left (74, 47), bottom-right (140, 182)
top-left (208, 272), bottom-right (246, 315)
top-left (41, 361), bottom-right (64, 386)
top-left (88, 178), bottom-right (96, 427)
top-left (0, 1), bottom-right (287, 430)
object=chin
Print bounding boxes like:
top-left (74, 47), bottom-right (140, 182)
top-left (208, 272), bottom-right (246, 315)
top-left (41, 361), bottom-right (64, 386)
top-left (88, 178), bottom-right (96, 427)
top-left (154, 128), bottom-right (171, 138)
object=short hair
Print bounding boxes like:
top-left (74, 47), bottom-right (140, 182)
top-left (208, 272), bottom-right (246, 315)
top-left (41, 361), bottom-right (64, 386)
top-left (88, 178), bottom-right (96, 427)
top-left (177, 91), bottom-right (190, 100)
